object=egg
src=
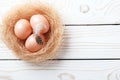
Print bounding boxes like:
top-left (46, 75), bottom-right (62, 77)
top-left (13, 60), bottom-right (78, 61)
top-left (30, 14), bottom-right (49, 34)
top-left (14, 19), bottom-right (32, 40)
top-left (25, 34), bottom-right (45, 52)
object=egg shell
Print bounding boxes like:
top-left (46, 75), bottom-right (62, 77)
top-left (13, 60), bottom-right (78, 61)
top-left (30, 14), bottom-right (49, 34)
top-left (25, 34), bottom-right (45, 52)
top-left (14, 19), bottom-right (32, 40)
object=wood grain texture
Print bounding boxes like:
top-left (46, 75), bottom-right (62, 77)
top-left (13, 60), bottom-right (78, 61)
top-left (0, 60), bottom-right (118, 80)
top-left (1, 25), bottom-right (120, 59)
top-left (0, 0), bottom-right (120, 24)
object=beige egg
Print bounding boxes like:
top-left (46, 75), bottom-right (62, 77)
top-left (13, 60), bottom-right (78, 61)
top-left (25, 34), bottom-right (45, 52)
top-left (14, 19), bottom-right (32, 40)
top-left (30, 14), bottom-right (49, 34)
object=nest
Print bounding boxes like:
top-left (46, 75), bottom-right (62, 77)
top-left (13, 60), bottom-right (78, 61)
top-left (1, 2), bottom-right (64, 63)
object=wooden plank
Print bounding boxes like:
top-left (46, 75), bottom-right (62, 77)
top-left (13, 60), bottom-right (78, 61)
top-left (0, 0), bottom-right (120, 24)
top-left (1, 25), bottom-right (120, 59)
top-left (0, 60), bottom-right (118, 80)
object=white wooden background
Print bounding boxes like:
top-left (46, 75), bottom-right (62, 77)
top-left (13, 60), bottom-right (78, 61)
top-left (1, 0), bottom-right (120, 80)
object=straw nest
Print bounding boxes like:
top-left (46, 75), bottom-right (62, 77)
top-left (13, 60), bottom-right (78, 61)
top-left (1, 2), bottom-right (64, 63)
